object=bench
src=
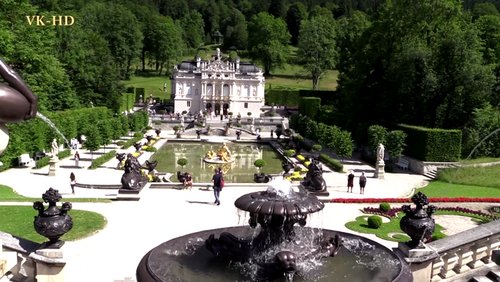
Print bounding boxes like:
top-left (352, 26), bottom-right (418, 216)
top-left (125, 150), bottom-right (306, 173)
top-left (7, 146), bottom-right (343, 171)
top-left (18, 154), bottom-right (33, 166)
top-left (396, 158), bottom-right (409, 170)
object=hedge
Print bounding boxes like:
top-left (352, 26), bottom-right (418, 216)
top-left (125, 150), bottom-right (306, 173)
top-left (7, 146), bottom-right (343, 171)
top-left (398, 124), bottom-right (462, 161)
top-left (57, 149), bottom-right (71, 159)
top-left (121, 136), bottom-right (144, 149)
top-left (298, 97), bottom-right (321, 120)
top-left (265, 89), bottom-right (300, 107)
top-left (89, 150), bottom-right (117, 169)
top-left (291, 114), bottom-right (353, 158)
top-left (35, 156), bottom-right (51, 169)
top-left (298, 90), bottom-right (338, 105)
top-left (0, 108), bottom-right (148, 170)
top-left (319, 154), bottom-right (343, 172)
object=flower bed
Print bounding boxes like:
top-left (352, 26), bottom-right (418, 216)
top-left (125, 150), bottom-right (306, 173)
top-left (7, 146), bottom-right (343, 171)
top-left (331, 197), bottom-right (500, 203)
top-left (362, 206), bottom-right (499, 221)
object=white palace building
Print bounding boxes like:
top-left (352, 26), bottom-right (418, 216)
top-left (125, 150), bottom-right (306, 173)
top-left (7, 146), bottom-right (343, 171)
top-left (171, 49), bottom-right (265, 117)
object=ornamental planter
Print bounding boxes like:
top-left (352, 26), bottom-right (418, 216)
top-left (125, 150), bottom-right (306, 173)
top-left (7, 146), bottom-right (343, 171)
top-left (399, 192), bottom-right (436, 248)
top-left (33, 188), bottom-right (73, 249)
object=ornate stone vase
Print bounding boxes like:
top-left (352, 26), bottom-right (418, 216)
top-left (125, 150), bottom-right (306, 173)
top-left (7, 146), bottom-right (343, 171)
top-left (33, 188), bottom-right (73, 249)
top-left (400, 192), bottom-right (436, 248)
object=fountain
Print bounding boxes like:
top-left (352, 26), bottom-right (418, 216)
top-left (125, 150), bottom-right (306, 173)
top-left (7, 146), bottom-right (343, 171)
top-left (203, 142), bottom-right (234, 164)
top-left (137, 178), bottom-right (412, 281)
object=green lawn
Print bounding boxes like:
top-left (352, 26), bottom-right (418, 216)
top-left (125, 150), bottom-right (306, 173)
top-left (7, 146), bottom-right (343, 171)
top-left (459, 157), bottom-right (500, 165)
top-left (122, 75), bottom-right (170, 101)
top-left (0, 185), bottom-right (111, 202)
top-left (437, 164), bottom-right (500, 189)
top-left (266, 64), bottom-right (338, 91)
top-left (345, 213), bottom-right (445, 242)
top-left (417, 181), bottom-right (500, 198)
top-left (0, 205), bottom-right (106, 243)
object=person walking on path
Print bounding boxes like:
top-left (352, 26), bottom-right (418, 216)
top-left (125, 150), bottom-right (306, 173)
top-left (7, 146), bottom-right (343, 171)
top-left (212, 168), bottom-right (224, 205)
top-left (347, 171), bottom-right (354, 193)
top-left (74, 151), bottom-right (80, 168)
top-left (70, 172), bottom-right (76, 194)
top-left (359, 172), bottom-right (367, 194)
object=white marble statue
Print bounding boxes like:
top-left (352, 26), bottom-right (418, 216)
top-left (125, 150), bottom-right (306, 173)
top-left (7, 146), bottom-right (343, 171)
top-left (51, 138), bottom-right (59, 157)
top-left (377, 143), bottom-right (385, 163)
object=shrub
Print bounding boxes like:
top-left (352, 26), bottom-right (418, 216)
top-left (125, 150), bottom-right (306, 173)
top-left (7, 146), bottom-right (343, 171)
top-left (121, 136), bottom-right (143, 149)
top-left (283, 149), bottom-right (296, 157)
top-left (312, 144), bottom-right (322, 152)
top-left (431, 233), bottom-right (447, 241)
top-left (57, 149), bottom-right (71, 159)
top-left (296, 155), bottom-right (306, 162)
top-left (177, 158), bottom-right (188, 168)
top-left (35, 156), bottom-right (50, 169)
top-left (386, 130), bottom-right (407, 159)
top-left (368, 125), bottom-right (388, 152)
top-left (265, 89), bottom-right (300, 107)
top-left (144, 146), bottom-right (157, 152)
top-left (89, 150), bottom-right (117, 169)
top-left (319, 154), bottom-right (343, 172)
top-left (379, 203), bottom-right (391, 212)
top-left (254, 159), bottom-right (266, 169)
top-left (367, 215), bottom-right (383, 229)
top-left (116, 141), bottom-right (125, 146)
top-left (133, 132), bottom-right (143, 138)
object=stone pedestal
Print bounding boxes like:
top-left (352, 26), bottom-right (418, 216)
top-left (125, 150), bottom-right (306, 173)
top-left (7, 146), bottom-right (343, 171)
top-left (374, 161), bottom-right (385, 179)
top-left (32, 248), bottom-right (65, 282)
top-left (48, 157), bottom-right (58, 176)
top-left (398, 242), bottom-right (438, 282)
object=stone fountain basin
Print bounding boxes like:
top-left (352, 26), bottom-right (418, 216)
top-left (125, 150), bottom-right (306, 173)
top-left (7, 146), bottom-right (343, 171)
top-left (137, 226), bottom-right (412, 282)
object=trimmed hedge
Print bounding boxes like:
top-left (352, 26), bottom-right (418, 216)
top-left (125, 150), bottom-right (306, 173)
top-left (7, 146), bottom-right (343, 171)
top-left (298, 97), bottom-right (321, 120)
top-left (298, 90), bottom-right (338, 105)
top-left (35, 156), bottom-right (51, 169)
top-left (398, 124), bottom-right (462, 161)
top-left (367, 215), bottom-right (383, 229)
top-left (121, 136), bottom-right (144, 149)
top-left (57, 149), bottom-right (71, 159)
top-left (265, 89), bottom-right (300, 107)
top-left (90, 150), bottom-right (117, 169)
top-left (319, 154), bottom-right (343, 172)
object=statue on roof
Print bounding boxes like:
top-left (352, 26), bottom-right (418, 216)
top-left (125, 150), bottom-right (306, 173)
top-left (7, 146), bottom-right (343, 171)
top-left (216, 48), bottom-right (221, 61)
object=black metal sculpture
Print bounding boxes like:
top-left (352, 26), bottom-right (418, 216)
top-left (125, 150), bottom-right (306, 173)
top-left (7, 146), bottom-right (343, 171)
top-left (155, 129), bottom-right (161, 138)
top-left (400, 192), bottom-right (436, 248)
top-left (253, 172), bottom-right (272, 183)
top-left (300, 158), bottom-right (327, 192)
top-left (120, 154), bottom-right (147, 190)
top-left (282, 161), bottom-right (293, 175)
top-left (145, 135), bottom-right (153, 145)
top-left (116, 153), bottom-right (126, 169)
top-left (133, 142), bottom-right (143, 152)
top-left (33, 188), bottom-right (73, 249)
top-left (176, 171), bottom-right (187, 183)
top-left (205, 186), bottom-right (343, 279)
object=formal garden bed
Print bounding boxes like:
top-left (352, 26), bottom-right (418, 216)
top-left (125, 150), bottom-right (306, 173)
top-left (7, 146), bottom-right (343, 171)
top-left (345, 204), bottom-right (498, 243)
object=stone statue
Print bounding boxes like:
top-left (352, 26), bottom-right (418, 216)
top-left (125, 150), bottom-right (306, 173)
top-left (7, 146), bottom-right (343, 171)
top-left (51, 138), bottom-right (59, 157)
top-left (216, 48), bottom-right (221, 60)
top-left (0, 58), bottom-right (38, 155)
top-left (377, 143), bottom-right (385, 163)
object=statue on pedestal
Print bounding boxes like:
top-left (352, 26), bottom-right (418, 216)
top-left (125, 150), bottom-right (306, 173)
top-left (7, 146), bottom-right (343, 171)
top-left (51, 138), bottom-right (59, 158)
top-left (377, 143), bottom-right (385, 164)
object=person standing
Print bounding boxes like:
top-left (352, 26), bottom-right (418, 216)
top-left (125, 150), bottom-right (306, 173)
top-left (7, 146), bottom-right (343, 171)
top-left (212, 168), bottom-right (224, 205)
top-left (74, 151), bottom-right (80, 168)
top-left (347, 171), bottom-right (354, 193)
top-left (70, 172), bottom-right (76, 194)
top-left (359, 172), bottom-right (367, 194)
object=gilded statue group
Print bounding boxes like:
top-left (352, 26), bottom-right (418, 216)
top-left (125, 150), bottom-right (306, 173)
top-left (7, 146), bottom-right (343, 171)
top-left (205, 143), bottom-right (232, 162)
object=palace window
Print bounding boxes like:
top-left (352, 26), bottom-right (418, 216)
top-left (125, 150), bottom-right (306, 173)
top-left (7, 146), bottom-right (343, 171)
top-left (187, 101), bottom-right (191, 107)
top-left (244, 103), bottom-right (248, 108)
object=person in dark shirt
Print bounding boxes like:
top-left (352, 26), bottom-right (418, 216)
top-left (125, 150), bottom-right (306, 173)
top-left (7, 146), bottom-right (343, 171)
top-left (359, 172), bottom-right (367, 194)
top-left (212, 168), bottom-right (224, 205)
top-left (347, 171), bottom-right (354, 193)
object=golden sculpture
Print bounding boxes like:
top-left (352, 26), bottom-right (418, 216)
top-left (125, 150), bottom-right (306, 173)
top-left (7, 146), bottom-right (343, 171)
top-left (204, 143), bottom-right (234, 164)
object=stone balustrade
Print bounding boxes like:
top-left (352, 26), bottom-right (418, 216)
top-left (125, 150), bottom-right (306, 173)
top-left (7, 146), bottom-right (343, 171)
top-left (401, 219), bottom-right (500, 281)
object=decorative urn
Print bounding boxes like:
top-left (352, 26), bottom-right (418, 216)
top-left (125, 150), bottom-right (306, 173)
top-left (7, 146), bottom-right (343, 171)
top-left (400, 192), bottom-right (436, 248)
top-left (33, 188), bottom-right (73, 248)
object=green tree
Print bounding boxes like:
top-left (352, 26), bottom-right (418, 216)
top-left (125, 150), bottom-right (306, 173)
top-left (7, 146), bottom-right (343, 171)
top-left (177, 158), bottom-right (188, 168)
top-left (254, 159), bottom-right (266, 171)
top-left (147, 16), bottom-right (184, 76)
top-left (286, 3), bottom-right (308, 45)
top-left (180, 11), bottom-right (205, 49)
top-left (297, 15), bottom-right (338, 90)
top-left (386, 130), bottom-right (407, 160)
top-left (367, 125), bottom-right (388, 153)
top-left (83, 124), bottom-right (102, 160)
top-left (268, 0), bottom-right (286, 18)
top-left (248, 12), bottom-right (290, 76)
top-left (80, 2), bottom-right (143, 79)
top-left (222, 8), bottom-right (248, 50)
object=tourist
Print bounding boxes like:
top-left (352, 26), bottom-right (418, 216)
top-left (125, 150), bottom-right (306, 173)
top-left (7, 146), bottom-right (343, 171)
top-left (70, 172), bottom-right (76, 194)
top-left (212, 169), bottom-right (224, 205)
top-left (347, 171), bottom-right (354, 193)
top-left (184, 172), bottom-right (193, 190)
top-left (74, 151), bottom-right (80, 168)
top-left (359, 172), bottom-right (367, 194)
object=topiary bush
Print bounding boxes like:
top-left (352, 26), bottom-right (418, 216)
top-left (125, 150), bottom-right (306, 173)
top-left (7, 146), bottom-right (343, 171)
top-left (89, 150), bottom-right (117, 169)
top-left (367, 215), bottom-right (383, 229)
top-left (379, 203), bottom-right (391, 212)
top-left (283, 149), bottom-right (296, 157)
top-left (318, 154), bottom-right (343, 172)
top-left (177, 158), bottom-right (188, 168)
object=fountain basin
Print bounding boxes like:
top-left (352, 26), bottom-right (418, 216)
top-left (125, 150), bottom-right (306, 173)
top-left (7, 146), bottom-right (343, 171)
top-left (136, 226), bottom-right (412, 282)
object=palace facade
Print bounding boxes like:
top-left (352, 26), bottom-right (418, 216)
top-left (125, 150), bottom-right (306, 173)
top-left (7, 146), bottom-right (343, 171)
top-left (171, 49), bottom-right (265, 117)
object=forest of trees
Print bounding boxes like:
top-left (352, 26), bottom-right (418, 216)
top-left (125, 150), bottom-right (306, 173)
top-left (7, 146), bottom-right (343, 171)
top-left (1, 0), bottom-right (499, 156)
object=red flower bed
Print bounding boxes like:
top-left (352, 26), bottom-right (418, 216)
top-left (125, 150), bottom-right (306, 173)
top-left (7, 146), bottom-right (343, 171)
top-left (331, 197), bottom-right (500, 203)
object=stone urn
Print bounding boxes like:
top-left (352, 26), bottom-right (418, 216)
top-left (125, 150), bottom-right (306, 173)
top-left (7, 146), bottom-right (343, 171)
top-left (400, 192), bottom-right (436, 248)
top-left (33, 188), bottom-right (73, 249)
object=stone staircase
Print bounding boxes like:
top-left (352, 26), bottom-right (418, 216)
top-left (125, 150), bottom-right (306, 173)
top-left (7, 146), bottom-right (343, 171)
top-left (469, 269), bottom-right (500, 281)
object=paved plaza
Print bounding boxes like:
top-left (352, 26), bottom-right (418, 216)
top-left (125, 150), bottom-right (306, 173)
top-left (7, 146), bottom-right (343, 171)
top-left (0, 132), bottom-right (440, 282)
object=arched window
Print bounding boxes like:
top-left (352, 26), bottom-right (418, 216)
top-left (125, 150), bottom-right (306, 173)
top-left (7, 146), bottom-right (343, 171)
top-left (207, 84), bottom-right (213, 96)
top-left (223, 84), bottom-right (229, 97)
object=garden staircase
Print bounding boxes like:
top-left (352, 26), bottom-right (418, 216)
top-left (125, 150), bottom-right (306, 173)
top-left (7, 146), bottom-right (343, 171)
top-left (468, 269), bottom-right (500, 282)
